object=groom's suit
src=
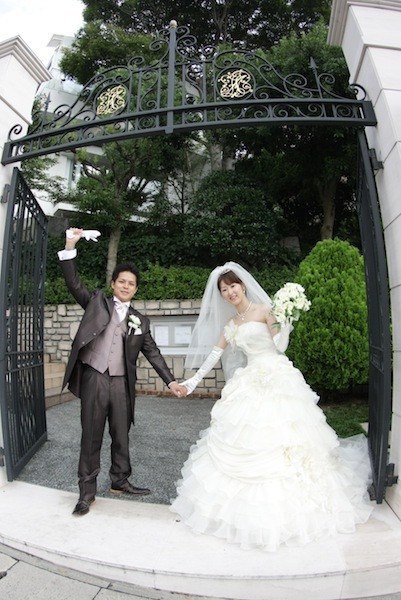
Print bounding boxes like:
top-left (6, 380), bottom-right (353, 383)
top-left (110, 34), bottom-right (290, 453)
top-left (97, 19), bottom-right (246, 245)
top-left (60, 256), bottom-right (176, 502)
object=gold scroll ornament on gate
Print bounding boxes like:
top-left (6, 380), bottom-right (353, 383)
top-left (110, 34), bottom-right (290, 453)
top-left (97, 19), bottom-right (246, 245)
top-left (96, 85), bottom-right (127, 116)
top-left (218, 69), bottom-right (253, 99)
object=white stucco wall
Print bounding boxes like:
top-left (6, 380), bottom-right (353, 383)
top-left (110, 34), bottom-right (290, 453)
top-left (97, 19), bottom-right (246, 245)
top-left (329, 0), bottom-right (401, 517)
top-left (0, 36), bottom-right (50, 488)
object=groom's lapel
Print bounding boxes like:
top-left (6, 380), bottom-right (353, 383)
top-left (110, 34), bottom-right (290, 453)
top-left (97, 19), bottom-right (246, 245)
top-left (106, 297), bottom-right (114, 315)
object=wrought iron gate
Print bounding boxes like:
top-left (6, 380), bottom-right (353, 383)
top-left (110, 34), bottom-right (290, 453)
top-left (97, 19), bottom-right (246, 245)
top-left (0, 22), bottom-right (395, 500)
top-left (357, 131), bottom-right (396, 502)
top-left (0, 168), bottom-right (48, 480)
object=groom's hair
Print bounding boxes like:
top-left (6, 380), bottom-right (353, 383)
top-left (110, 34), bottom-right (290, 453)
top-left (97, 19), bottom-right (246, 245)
top-left (111, 262), bottom-right (141, 286)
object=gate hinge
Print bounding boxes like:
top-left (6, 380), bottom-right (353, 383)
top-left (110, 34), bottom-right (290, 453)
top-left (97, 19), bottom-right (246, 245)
top-left (1, 184), bottom-right (10, 203)
top-left (368, 148), bottom-right (383, 172)
top-left (385, 463), bottom-right (398, 487)
top-left (0, 447), bottom-right (4, 467)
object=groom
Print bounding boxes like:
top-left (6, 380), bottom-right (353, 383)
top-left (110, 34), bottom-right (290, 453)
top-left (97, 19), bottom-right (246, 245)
top-left (58, 228), bottom-right (182, 516)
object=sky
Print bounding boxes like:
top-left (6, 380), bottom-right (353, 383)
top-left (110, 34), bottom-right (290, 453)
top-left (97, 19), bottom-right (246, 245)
top-left (0, 0), bottom-right (85, 64)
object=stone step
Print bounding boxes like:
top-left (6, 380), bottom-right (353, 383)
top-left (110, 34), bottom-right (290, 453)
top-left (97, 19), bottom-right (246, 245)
top-left (45, 387), bottom-right (74, 409)
top-left (44, 362), bottom-right (65, 375)
top-left (44, 361), bottom-right (65, 392)
top-left (1, 482), bottom-right (401, 600)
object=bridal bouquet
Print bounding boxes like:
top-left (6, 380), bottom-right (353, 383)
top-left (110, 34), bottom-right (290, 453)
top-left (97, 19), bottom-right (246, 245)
top-left (272, 282), bottom-right (311, 325)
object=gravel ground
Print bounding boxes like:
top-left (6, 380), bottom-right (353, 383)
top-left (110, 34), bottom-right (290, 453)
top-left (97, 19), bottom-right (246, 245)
top-left (17, 395), bottom-right (216, 505)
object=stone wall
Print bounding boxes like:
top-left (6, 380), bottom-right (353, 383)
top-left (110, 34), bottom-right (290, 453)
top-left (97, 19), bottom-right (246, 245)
top-left (44, 300), bottom-right (223, 397)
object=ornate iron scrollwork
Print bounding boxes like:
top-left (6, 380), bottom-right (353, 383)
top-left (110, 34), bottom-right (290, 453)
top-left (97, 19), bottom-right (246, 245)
top-left (96, 85), bottom-right (127, 116)
top-left (1, 23), bottom-right (376, 165)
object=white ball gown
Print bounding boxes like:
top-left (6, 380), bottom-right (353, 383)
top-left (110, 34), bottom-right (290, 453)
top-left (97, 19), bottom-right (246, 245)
top-left (170, 320), bottom-right (373, 552)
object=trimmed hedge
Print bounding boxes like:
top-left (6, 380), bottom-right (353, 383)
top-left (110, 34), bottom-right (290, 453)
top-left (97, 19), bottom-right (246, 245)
top-left (288, 239), bottom-right (369, 395)
top-left (44, 262), bottom-right (298, 304)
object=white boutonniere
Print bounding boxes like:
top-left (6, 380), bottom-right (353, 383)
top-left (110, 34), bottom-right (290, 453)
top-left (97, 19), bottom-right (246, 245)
top-left (128, 314), bottom-right (142, 335)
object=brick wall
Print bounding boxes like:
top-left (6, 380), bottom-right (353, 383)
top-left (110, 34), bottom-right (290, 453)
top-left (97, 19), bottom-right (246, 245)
top-left (44, 300), bottom-right (223, 397)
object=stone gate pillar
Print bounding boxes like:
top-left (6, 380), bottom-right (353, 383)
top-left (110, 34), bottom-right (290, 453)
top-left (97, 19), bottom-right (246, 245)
top-left (328, 0), bottom-right (401, 517)
top-left (0, 36), bottom-right (49, 487)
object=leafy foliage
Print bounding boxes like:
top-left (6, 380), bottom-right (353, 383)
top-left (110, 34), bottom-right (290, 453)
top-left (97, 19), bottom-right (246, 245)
top-left (231, 22), bottom-right (360, 246)
top-left (60, 0), bottom-right (332, 82)
top-left (287, 239), bottom-right (369, 395)
top-left (185, 170), bottom-right (287, 269)
top-left (53, 2), bottom-right (362, 276)
top-left (45, 238), bottom-right (297, 304)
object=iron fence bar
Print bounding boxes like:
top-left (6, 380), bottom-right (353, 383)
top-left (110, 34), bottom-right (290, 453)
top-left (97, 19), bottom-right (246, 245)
top-left (166, 22), bottom-right (177, 134)
top-left (0, 168), bottom-right (48, 480)
top-left (357, 129), bottom-right (392, 502)
top-left (0, 168), bottom-right (20, 479)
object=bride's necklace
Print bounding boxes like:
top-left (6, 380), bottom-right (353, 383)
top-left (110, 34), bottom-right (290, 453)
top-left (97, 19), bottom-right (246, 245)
top-left (237, 300), bottom-right (252, 321)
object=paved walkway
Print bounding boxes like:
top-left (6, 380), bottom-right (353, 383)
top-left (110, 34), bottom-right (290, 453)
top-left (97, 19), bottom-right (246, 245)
top-left (0, 396), bottom-right (401, 600)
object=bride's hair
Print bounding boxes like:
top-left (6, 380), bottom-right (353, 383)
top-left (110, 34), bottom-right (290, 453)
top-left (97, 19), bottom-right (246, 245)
top-left (217, 270), bottom-right (243, 289)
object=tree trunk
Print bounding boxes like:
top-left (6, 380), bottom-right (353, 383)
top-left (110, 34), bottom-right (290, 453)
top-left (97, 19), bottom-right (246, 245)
top-left (222, 145), bottom-right (236, 171)
top-left (316, 178), bottom-right (337, 240)
top-left (208, 143), bottom-right (222, 171)
top-left (106, 227), bottom-right (122, 285)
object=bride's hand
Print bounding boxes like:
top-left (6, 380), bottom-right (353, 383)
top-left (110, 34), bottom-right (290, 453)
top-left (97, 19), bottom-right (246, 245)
top-left (177, 384), bottom-right (188, 397)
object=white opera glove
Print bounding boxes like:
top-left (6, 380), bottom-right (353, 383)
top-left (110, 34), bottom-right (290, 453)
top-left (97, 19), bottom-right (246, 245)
top-left (273, 320), bottom-right (294, 353)
top-left (182, 346), bottom-right (224, 395)
top-left (66, 229), bottom-right (101, 242)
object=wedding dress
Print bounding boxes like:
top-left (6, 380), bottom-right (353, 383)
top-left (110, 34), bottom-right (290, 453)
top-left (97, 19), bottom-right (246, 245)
top-left (170, 320), bottom-right (373, 552)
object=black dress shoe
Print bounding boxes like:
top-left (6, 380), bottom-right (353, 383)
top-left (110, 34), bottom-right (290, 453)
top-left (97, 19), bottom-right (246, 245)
top-left (72, 498), bottom-right (95, 516)
top-left (110, 483), bottom-right (151, 496)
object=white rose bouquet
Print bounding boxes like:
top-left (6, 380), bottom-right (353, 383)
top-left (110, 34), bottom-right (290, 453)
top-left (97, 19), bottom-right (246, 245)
top-left (272, 282), bottom-right (311, 325)
top-left (128, 314), bottom-right (142, 335)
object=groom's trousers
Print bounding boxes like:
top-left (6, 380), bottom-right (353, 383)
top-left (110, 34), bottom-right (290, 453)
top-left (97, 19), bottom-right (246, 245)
top-left (78, 365), bottom-right (132, 502)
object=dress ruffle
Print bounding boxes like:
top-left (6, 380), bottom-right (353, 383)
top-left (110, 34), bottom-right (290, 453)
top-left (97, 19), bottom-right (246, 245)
top-left (171, 321), bottom-right (373, 552)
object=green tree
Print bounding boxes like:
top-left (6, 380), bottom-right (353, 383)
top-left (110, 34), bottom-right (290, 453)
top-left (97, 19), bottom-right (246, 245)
top-left (288, 239), bottom-right (369, 397)
top-left (220, 22), bottom-right (360, 249)
top-left (61, 0), bottom-right (332, 82)
top-left (20, 97), bottom-right (65, 201)
top-left (56, 2), bottom-right (356, 272)
top-left (185, 170), bottom-right (285, 268)
top-left (21, 156), bottom-right (64, 202)
top-left (61, 136), bottom-right (185, 283)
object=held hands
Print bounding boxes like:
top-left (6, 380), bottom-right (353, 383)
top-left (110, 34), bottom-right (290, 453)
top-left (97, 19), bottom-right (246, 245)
top-left (169, 382), bottom-right (188, 398)
top-left (177, 384), bottom-right (188, 397)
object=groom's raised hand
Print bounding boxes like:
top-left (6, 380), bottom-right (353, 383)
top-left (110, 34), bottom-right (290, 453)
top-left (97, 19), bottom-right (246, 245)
top-left (65, 228), bottom-right (83, 250)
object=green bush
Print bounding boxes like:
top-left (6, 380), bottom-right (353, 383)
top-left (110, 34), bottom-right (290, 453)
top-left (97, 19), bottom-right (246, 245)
top-left (135, 264), bottom-right (210, 300)
top-left (44, 276), bottom-right (108, 304)
top-left (255, 264), bottom-right (298, 297)
top-left (287, 239), bottom-right (369, 396)
top-left (44, 261), bottom-right (298, 304)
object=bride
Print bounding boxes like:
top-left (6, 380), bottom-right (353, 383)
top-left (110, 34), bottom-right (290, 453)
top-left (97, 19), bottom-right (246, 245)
top-left (171, 262), bottom-right (373, 552)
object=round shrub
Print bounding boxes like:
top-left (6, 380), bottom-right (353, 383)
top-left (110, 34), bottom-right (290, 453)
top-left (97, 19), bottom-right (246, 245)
top-left (287, 239), bottom-right (369, 395)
